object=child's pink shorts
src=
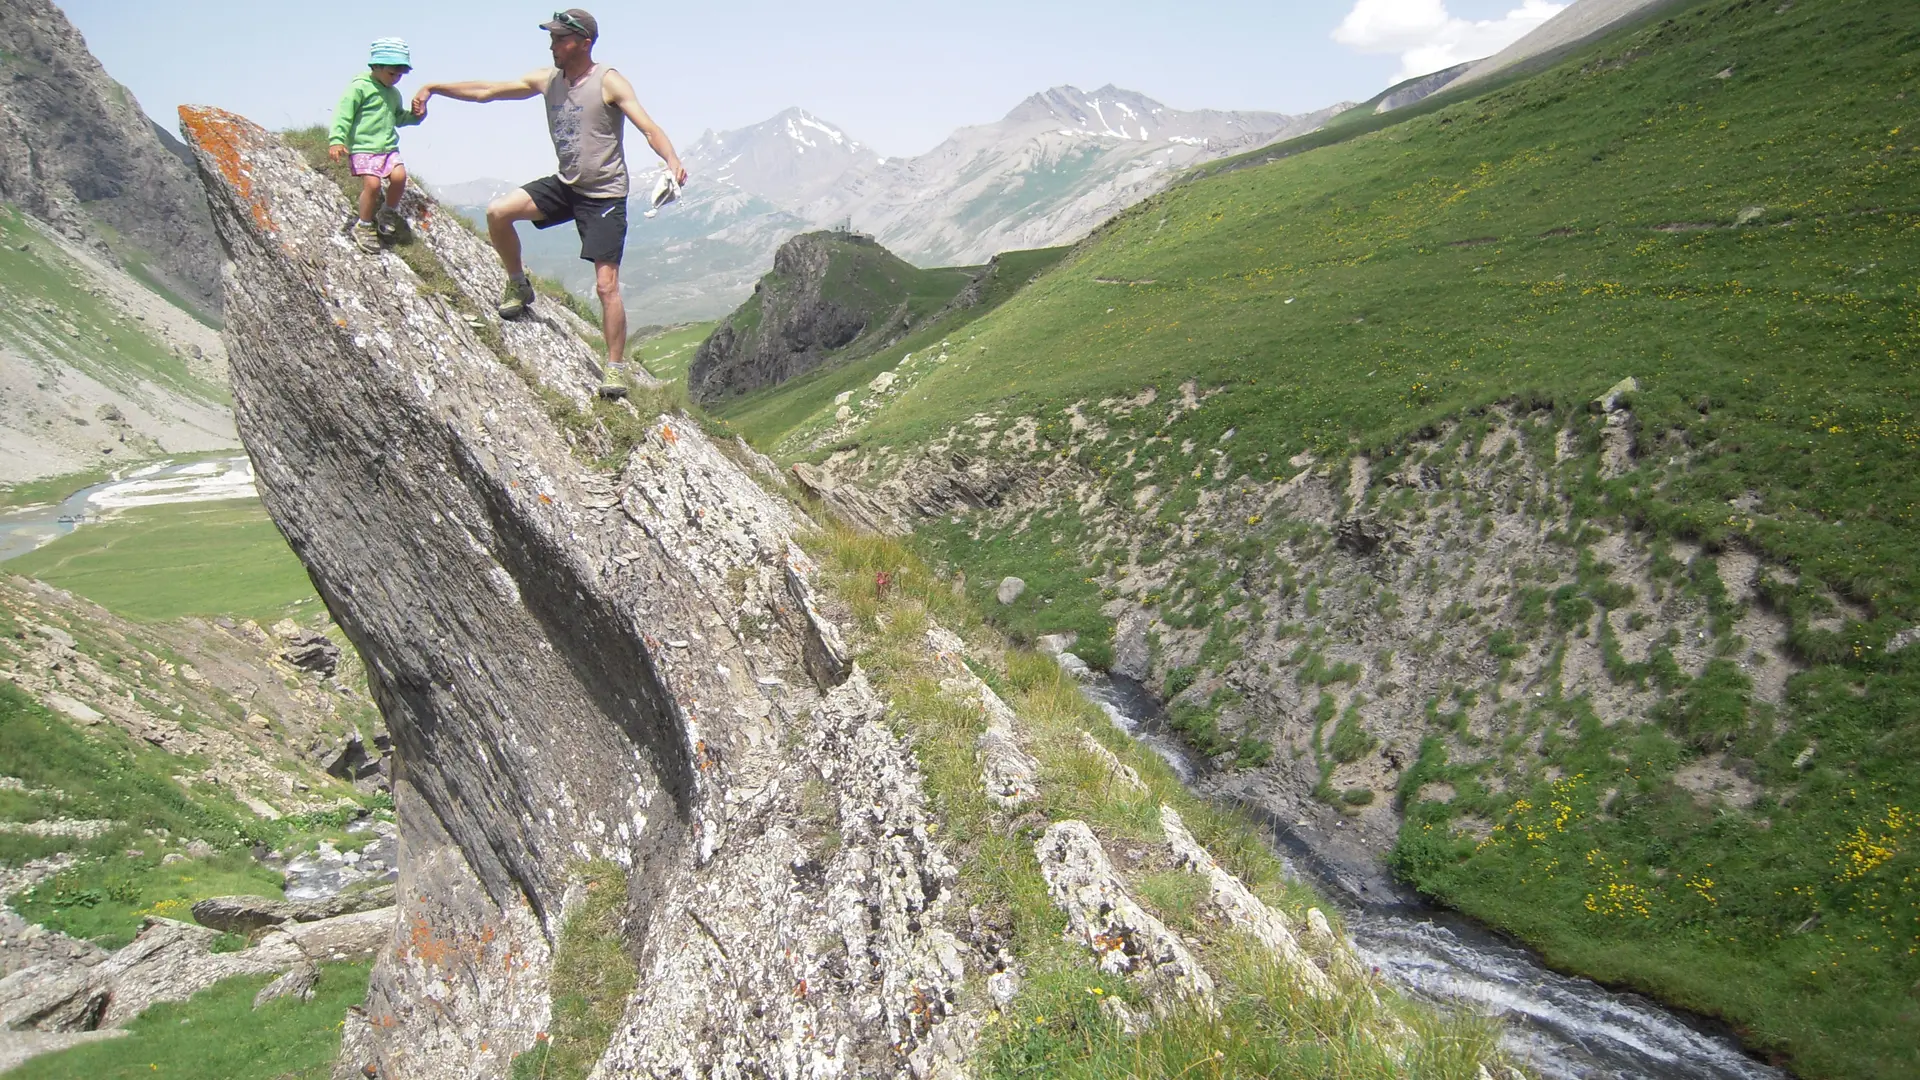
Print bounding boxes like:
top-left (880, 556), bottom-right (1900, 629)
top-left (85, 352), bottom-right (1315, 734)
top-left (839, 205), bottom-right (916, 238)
top-left (349, 151), bottom-right (403, 178)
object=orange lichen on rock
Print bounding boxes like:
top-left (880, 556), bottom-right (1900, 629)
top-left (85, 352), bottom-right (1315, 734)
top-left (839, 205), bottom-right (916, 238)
top-left (177, 105), bottom-right (276, 234)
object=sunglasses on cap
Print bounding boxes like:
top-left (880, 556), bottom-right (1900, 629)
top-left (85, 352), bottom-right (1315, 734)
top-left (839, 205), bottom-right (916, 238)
top-left (549, 11), bottom-right (591, 36)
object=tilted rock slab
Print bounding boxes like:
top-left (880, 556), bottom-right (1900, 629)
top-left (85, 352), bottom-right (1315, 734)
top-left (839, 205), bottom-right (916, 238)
top-left (181, 108), bottom-right (967, 1078)
top-left (0, 913), bottom-right (382, 1033)
top-left (1079, 731), bottom-right (1148, 796)
top-left (925, 628), bottom-right (1041, 808)
top-left (1158, 804), bottom-right (1333, 998)
top-left (1034, 820), bottom-right (1214, 1011)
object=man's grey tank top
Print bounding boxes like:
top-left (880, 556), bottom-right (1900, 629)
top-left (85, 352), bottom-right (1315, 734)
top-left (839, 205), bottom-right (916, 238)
top-left (544, 64), bottom-right (627, 199)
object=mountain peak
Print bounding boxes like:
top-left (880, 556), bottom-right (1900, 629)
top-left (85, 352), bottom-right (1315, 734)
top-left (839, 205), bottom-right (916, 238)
top-left (1003, 85), bottom-right (1183, 137)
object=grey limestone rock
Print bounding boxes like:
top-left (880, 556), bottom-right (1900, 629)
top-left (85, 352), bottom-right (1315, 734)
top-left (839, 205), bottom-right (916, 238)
top-left (995, 576), bottom-right (1027, 605)
top-left (190, 886), bottom-right (396, 937)
top-left (1158, 804), bottom-right (1333, 998)
top-left (0, 909), bottom-right (106, 981)
top-left (1034, 820), bottom-right (1215, 1011)
top-left (925, 628), bottom-right (1041, 809)
top-left (182, 107), bottom-right (971, 1079)
top-left (252, 961), bottom-right (318, 1008)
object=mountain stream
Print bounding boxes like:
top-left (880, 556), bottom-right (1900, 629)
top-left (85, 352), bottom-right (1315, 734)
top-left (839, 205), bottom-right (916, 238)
top-left (0, 455), bottom-right (257, 562)
top-left (1080, 672), bottom-right (1786, 1080)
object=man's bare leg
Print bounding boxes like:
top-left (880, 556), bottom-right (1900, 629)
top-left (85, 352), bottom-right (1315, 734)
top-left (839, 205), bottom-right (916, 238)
top-left (485, 189), bottom-right (542, 280)
top-left (485, 190), bottom-right (543, 318)
top-left (595, 260), bottom-right (626, 367)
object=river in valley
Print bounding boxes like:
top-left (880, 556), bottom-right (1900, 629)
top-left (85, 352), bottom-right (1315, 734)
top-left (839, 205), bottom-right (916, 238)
top-left (0, 455), bottom-right (257, 563)
top-left (1080, 672), bottom-right (1786, 1080)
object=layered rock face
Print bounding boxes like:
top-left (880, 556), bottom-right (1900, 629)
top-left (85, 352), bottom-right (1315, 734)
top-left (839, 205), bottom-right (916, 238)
top-left (181, 108), bottom-right (970, 1078)
top-left (0, 0), bottom-right (221, 312)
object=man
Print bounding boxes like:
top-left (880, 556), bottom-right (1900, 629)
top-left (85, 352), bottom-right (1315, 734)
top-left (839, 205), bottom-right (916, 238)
top-left (411, 9), bottom-right (687, 396)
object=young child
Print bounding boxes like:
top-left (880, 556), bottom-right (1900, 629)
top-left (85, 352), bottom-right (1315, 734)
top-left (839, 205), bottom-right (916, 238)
top-left (328, 38), bottom-right (421, 253)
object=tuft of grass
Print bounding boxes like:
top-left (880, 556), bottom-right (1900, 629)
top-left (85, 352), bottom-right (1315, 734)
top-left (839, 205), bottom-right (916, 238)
top-left (5, 961), bottom-right (373, 1080)
top-left (528, 271), bottom-right (600, 327)
top-left (508, 860), bottom-right (638, 1080)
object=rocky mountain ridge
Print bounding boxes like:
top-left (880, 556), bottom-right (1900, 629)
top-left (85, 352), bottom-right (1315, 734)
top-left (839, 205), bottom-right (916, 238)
top-left (490, 85), bottom-right (1347, 322)
top-left (0, 0), bottom-right (221, 316)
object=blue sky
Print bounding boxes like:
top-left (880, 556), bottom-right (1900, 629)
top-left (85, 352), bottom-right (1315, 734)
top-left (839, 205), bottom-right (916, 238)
top-left (62, 0), bottom-right (1564, 185)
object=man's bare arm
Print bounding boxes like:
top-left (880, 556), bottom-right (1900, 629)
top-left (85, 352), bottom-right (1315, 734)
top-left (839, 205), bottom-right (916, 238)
top-left (602, 70), bottom-right (687, 184)
top-left (411, 69), bottom-right (550, 117)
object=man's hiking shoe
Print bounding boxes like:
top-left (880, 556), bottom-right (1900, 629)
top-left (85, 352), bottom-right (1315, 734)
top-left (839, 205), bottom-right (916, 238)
top-left (352, 221), bottom-right (381, 254)
top-left (374, 205), bottom-right (404, 238)
top-left (497, 277), bottom-right (536, 319)
top-left (597, 362), bottom-right (631, 399)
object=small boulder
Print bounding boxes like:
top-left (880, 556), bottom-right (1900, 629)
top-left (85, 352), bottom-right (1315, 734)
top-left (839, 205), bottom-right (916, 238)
top-left (190, 895), bottom-right (291, 937)
top-left (279, 632), bottom-right (341, 677)
top-left (1034, 632), bottom-right (1079, 656)
top-left (1593, 376), bottom-right (1639, 412)
top-left (252, 961), bottom-right (318, 1007)
top-left (43, 694), bottom-right (103, 727)
top-left (1054, 652), bottom-right (1093, 681)
top-left (1334, 518), bottom-right (1390, 557)
top-left (996, 577), bottom-right (1027, 605)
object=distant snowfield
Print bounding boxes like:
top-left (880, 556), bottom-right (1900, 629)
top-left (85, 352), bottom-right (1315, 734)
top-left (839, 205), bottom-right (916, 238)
top-left (86, 455), bottom-right (258, 511)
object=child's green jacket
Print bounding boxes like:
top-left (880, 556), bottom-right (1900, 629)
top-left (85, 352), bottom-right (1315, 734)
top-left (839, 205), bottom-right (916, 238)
top-left (329, 73), bottom-right (420, 154)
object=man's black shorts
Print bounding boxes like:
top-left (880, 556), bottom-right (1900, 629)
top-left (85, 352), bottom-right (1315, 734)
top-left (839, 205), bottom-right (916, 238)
top-left (522, 175), bottom-right (627, 266)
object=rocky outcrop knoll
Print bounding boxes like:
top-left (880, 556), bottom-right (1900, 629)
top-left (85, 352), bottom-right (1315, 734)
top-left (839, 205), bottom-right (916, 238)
top-left (181, 107), bottom-right (970, 1077)
top-left (688, 231), bottom-right (936, 404)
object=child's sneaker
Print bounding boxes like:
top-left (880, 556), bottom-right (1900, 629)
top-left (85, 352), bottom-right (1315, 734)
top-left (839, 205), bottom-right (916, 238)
top-left (353, 221), bottom-right (381, 253)
top-left (375, 205), bottom-right (404, 238)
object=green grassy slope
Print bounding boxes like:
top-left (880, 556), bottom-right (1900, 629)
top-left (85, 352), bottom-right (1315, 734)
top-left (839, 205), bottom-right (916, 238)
top-left (744, 1), bottom-right (1920, 1075)
top-left (7, 961), bottom-right (372, 1080)
top-left (10, 500), bottom-right (318, 622)
top-left (1189, 0), bottom-right (1700, 183)
top-left (0, 208), bottom-right (226, 405)
top-left (843, 0), bottom-right (1919, 617)
top-left (631, 321), bottom-right (718, 382)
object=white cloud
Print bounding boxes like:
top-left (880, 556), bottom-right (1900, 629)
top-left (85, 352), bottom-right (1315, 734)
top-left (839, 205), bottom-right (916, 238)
top-left (1333, 0), bottom-right (1568, 82)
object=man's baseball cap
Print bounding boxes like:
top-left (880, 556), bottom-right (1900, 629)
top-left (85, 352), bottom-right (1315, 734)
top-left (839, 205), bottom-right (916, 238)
top-left (539, 9), bottom-right (599, 39)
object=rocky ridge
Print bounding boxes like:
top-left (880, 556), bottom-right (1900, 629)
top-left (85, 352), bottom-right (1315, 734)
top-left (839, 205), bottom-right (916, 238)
top-left (182, 105), bottom-right (978, 1078)
top-left (0, 0), bottom-right (222, 313)
top-left (808, 87), bottom-right (1347, 269)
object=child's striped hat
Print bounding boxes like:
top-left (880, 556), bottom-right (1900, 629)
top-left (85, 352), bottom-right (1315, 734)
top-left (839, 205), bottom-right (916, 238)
top-left (369, 38), bottom-right (411, 67)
